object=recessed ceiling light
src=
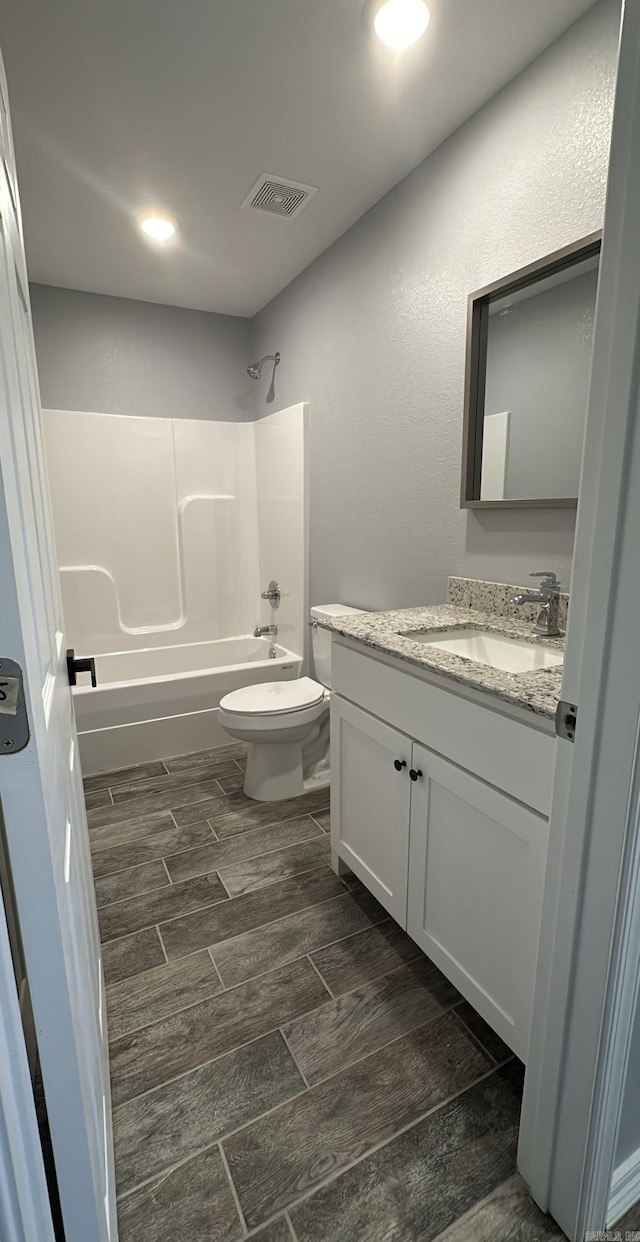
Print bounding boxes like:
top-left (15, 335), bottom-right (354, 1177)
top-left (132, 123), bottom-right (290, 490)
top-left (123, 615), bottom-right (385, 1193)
top-left (373, 0), bottom-right (430, 51)
top-left (137, 212), bottom-right (177, 243)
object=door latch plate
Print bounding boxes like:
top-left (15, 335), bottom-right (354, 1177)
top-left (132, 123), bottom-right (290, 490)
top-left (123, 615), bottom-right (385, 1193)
top-left (0, 659), bottom-right (30, 753)
top-left (556, 699), bottom-right (578, 743)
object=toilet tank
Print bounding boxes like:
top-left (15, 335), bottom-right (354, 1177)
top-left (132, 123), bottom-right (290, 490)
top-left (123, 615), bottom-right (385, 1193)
top-left (310, 604), bottom-right (365, 689)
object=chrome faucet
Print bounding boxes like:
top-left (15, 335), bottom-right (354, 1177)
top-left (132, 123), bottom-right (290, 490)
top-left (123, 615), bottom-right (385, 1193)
top-left (261, 580), bottom-right (281, 608)
top-left (510, 572), bottom-right (562, 637)
top-left (254, 624), bottom-right (278, 638)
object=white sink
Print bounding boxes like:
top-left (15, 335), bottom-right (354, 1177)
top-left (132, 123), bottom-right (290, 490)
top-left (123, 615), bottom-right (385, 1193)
top-left (404, 627), bottom-right (564, 674)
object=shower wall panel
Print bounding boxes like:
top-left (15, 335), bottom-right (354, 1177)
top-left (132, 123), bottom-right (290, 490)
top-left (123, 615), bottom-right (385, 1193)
top-left (44, 410), bottom-right (261, 655)
top-left (44, 406), bottom-right (306, 660)
top-left (255, 403), bottom-right (308, 665)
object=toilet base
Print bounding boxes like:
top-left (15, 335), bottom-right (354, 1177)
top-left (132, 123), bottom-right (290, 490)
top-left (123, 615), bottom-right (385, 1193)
top-left (243, 739), bottom-right (331, 802)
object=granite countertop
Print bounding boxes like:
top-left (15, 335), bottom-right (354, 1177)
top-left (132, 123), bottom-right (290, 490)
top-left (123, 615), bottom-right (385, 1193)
top-left (318, 603), bottom-right (565, 721)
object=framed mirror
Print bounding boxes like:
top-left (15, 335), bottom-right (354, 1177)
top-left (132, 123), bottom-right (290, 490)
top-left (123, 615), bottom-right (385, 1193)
top-left (460, 231), bottom-right (601, 509)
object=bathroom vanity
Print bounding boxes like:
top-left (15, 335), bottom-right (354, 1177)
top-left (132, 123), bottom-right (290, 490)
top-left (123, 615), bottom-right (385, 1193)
top-left (322, 583), bottom-right (564, 1063)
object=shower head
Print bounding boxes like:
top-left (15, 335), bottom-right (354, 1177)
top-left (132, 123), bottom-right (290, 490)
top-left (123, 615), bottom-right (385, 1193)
top-left (247, 352), bottom-right (280, 380)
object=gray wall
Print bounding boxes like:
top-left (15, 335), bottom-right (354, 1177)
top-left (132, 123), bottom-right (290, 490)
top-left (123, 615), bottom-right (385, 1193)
top-left (30, 284), bottom-right (253, 420)
top-left (484, 266), bottom-right (599, 501)
top-left (252, 0), bottom-right (619, 611)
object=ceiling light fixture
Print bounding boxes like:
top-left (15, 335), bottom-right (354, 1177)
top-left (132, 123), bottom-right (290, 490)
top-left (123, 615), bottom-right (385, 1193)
top-left (137, 212), bottom-right (177, 243)
top-left (373, 0), bottom-right (430, 51)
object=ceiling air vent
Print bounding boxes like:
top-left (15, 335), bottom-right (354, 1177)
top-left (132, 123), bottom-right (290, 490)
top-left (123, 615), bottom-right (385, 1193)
top-left (242, 174), bottom-right (317, 220)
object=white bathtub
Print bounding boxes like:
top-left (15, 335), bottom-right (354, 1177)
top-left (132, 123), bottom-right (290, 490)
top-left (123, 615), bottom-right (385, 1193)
top-left (74, 636), bottom-right (302, 775)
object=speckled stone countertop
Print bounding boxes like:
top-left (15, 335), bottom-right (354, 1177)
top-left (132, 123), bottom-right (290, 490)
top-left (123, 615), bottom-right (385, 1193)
top-left (319, 603), bottom-right (565, 721)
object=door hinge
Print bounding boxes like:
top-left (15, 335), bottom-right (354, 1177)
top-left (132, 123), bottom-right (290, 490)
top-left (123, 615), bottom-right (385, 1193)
top-left (556, 699), bottom-right (577, 743)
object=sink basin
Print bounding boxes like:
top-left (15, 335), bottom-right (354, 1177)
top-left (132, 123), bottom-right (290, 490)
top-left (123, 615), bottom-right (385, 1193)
top-left (403, 627), bottom-right (564, 674)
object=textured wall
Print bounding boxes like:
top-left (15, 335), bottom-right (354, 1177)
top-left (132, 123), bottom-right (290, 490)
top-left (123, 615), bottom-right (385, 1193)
top-left (252, 0), bottom-right (619, 610)
top-left (30, 284), bottom-right (252, 420)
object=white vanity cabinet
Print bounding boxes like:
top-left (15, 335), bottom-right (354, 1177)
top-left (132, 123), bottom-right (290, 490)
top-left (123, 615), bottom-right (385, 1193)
top-left (330, 638), bottom-right (555, 1062)
top-left (330, 698), bottom-right (412, 924)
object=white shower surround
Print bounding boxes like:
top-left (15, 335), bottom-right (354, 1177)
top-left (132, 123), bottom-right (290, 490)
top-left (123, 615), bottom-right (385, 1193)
top-left (44, 404), bottom-right (308, 772)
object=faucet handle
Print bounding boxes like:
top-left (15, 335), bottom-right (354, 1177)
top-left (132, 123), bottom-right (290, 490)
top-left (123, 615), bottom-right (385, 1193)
top-left (530, 570), bottom-right (560, 588)
top-left (260, 580), bottom-right (281, 608)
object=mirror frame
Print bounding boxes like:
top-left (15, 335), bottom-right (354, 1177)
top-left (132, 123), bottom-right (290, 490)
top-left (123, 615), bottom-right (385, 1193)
top-left (460, 230), bottom-right (602, 509)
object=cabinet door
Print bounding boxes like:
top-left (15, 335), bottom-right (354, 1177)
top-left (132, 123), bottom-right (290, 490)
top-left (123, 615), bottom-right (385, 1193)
top-left (407, 745), bottom-right (548, 1061)
top-left (331, 696), bottom-right (411, 925)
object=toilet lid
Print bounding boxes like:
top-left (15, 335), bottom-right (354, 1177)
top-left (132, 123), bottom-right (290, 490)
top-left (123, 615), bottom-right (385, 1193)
top-left (220, 677), bottom-right (325, 717)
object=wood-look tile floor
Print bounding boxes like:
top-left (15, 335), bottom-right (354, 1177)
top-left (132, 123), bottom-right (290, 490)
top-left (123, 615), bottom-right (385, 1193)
top-left (88, 743), bottom-right (565, 1242)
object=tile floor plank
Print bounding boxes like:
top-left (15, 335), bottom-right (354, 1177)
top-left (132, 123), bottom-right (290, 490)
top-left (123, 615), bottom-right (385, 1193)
top-left (173, 789), bottom-right (329, 833)
top-left (163, 742), bottom-right (247, 774)
top-left (212, 891), bottom-right (387, 988)
top-left (615, 1201), bottom-right (640, 1232)
top-left (216, 770), bottom-right (247, 794)
top-left (287, 1062), bottom-right (524, 1242)
top-left (110, 776), bottom-right (227, 814)
top-left (453, 1001), bottom-right (513, 1065)
top-left (95, 860), bottom-right (170, 909)
top-left (219, 836), bottom-right (331, 898)
top-left (310, 810), bottom-right (330, 834)
top-left (106, 950), bottom-right (223, 1041)
top-left (99, 873), bottom-right (227, 943)
top-left (110, 957), bottom-right (329, 1106)
top-left (84, 788), bottom-right (112, 810)
top-left (84, 761), bottom-right (167, 795)
top-left (88, 808), bottom-right (176, 846)
top-left (102, 927), bottom-right (166, 987)
top-left (223, 1012), bottom-right (493, 1229)
top-left (91, 820), bottom-right (215, 880)
top-left (110, 761), bottom-right (239, 801)
top-left (310, 920), bottom-right (423, 996)
top-left (113, 1030), bottom-right (303, 1196)
top-left (159, 868), bottom-right (344, 961)
top-left (116, 1147), bottom-right (243, 1242)
top-left (430, 1174), bottom-right (565, 1242)
top-left (250, 1219), bottom-right (293, 1242)
top-left (211, 790), bottom-right (331, 839)
top-left (164, 816), bottom-right (324, 885)
top-left (282, 959), bottom-right (461, 1085)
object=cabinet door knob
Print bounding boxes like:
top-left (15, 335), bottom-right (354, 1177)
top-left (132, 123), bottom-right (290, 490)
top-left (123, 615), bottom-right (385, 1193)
top-left (393, 759), bottom-right (407, 772)
top-left (409, 768), bottom-right (423, 782)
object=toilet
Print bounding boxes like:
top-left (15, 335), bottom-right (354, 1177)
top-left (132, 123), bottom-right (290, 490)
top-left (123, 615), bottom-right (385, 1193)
top-left (218, 604), bottom-right (364, 802)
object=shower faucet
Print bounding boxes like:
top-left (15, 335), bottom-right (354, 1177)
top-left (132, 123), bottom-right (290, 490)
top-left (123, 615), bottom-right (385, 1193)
top-left (254, 624), bottom-right (278, 638)
top-left (261, 580), bottom-right (281, 608)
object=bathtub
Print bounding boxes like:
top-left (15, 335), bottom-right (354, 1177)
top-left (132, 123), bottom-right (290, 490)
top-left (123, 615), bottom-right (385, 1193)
top-left (73, 636), bottom-right (302, 775)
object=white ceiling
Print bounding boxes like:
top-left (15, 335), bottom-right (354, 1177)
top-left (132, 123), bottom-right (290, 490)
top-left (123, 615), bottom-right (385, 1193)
top-left (0, 0), bottom-right (598, 318)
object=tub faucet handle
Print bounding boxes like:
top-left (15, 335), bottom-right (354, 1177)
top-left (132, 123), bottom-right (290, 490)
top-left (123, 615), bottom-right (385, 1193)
top-left (261, 581), bottom-right (281, 609)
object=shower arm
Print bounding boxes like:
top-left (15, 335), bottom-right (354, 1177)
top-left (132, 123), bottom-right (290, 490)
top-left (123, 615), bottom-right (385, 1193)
top-left (247, 352), bottom-right (281, 380)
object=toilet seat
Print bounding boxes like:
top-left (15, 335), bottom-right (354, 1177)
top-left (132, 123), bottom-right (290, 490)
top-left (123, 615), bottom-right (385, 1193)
top-left (220, 677), bottom-right (325, 718)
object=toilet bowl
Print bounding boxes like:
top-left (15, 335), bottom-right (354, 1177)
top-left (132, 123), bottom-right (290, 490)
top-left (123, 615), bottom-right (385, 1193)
top-left (218, 604), bottom-right (364, 802)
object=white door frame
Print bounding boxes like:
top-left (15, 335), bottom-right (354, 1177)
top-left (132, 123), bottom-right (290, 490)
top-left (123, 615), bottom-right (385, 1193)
top-left (519, 0), bottom-right (640, 1234)
top-left (0, 40), bottom-right (116, 1242)
top-left (0, 880), bottom-right (56, 1242)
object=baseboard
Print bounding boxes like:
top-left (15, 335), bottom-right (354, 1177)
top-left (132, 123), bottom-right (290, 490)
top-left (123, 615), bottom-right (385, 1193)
top-left (607, 1147), bottom-right (640, 1226)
